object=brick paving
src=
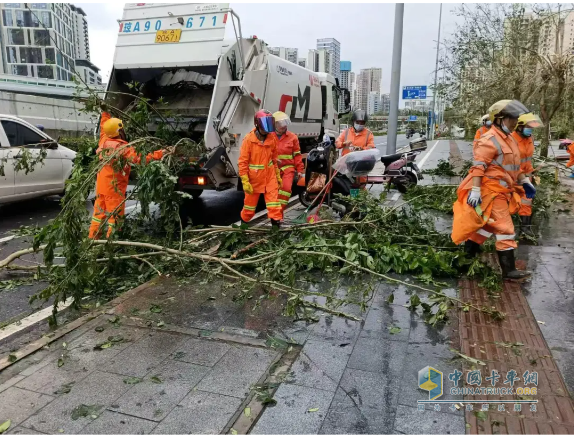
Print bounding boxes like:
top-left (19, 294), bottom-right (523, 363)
top-left (459, 279), bottom-right (574, 434)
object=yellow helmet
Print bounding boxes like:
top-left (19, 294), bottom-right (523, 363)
top-left (516, 112), bottom-right (543, 128)
top-left (103, 117), bottom-right (124, 138)
top-left (488, 100), bottom-right (529, 122)
top-left (272, 111), bottom-right (291, 126)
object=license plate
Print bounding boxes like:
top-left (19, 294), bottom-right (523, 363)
top-left (155, 29), bottom-right (181, 44)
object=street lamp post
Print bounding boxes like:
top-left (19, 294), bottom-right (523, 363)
top-left (430, 3), bottom-right (443, 141)
top-left (387, 3), bottom-right (404, 154)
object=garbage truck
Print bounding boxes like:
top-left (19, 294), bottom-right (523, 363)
top-left (107, 2), bottom-right (350, 198)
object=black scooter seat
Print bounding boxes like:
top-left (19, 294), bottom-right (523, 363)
top-left (380, 153), bottom-right (404, 166)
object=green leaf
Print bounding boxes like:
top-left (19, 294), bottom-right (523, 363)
top-left (388, 326), bottom-right (401, 335)
top-left (54, 382), bottom-right (75, 395)
top-left (474, 411), bottom-right (487, 421)
top-left (308, 407), bottom-right (319, 413)
top-left (244, 407), bottom-right (251, 417)
top-left (123, 377), bottom-right (142, 385)
top-left (8, 354), bottom-right (17, 363)
top-left (57, 358), bottom-right (65, 367)
top-left (386, 293), bottom-right (394, 304)
top-left (71, 404), bottom-right (102, 421)
top-left (150, 376), bottom-right (162, 384)
top-left (231, 429), bottom-right (238, 435)
top-left (107, 315), bottom-right (121, 324)
top-left (95, 326), bottom-right (105, 332)
top-left (150, 305), bottom-right (162, 313)
top-left (0, 420), bottom-right (11, 434)
top-left (156, 321), bottom-right (165, 328)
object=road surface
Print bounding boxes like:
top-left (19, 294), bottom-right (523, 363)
top-left (0, 133), bottom-right (410, 327)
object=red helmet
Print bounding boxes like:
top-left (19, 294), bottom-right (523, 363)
top-left (254, 109), bottom-right (275, 134)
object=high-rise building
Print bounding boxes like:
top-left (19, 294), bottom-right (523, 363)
top-left (297, 57), bottom-right (307, 69)
top-left (367, 91), bottom-right (382, 116)
top-left (0, 3), bottom-right (101, 83)
top-left (316, 37), bottom-right (340, 80)
top-left (268, 46), bottom-right (298, 64)
top-left (381, 93), bottom-right (390, 114)
top-left (357, 68), bottom-right (382, 112)
top-left (349, 72), bottom-right (356, 109)
top-left (306, 49), bottom-right (331, 74)
top-left (339, 60), bottom-right (352, 112)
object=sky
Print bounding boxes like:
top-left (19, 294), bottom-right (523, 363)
top-left (77, 2), bottom-right (461, 103)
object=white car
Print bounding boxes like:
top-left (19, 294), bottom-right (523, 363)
top-left (0, 115), bottom-right (76, 204)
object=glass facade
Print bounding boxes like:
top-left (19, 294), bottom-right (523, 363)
top-left (0, 3), bottom-right (90, 81)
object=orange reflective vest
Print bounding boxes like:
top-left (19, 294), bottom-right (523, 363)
top-left (275, 131), bottom-right (304, 174)
top-left (335, 128), bottom-right (375, 156)
top-left (511, 131), bottom-right (535, 176)
top-left (474, 125), bottom-right (489, 141)
top-left (95, 113), bottom-right (163, 196)
top-left (238, 129), bottom-right (279, 193)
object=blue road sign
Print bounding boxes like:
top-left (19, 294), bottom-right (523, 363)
top-left (408, 115), bottom-right (418, 121)
top-left (402, 86), bottom-right (427, 100)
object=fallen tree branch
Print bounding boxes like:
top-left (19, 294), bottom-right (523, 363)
top-left (231, 238), bottom-right (268, 259)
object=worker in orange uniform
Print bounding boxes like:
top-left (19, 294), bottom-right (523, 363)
top-left (88, 112), bottom-right (168, 239)
top-left (336, 109), bottom-right (375, 156)
top-left (273, 111), bottom-right (304, 209)
top-left (474, 114), bottom-right (492, 140)
top-left (451, 100), bottom-right (536, 279)
top-left (238, 109), bottom-right (283, 228)
top-left (336, 109), bottom-right (375, 186)
top-left (512, 113), bottom-right (543, 238)
top-left (566, 141), bottom-right (574, 178)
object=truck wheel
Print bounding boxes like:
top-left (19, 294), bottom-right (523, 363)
top-left (191, 190), bottom-right (203, 199)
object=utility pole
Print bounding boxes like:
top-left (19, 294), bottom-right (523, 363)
top-left (387, 3), bottom-right (404, 154)
top-left (430, 3), bottom-right (442, 141)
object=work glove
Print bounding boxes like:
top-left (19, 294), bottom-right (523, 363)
top-left (467, 186), bottom-right (482, 207)
top-left (276, 168), bottom-right (282, 186)
top-left (240, 175), bottom-right (253, 195)
top-left (522, 177), bottom-right (536, 199)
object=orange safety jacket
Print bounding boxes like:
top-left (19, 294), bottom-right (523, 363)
top-left (95, 113), bottom-right (163, 196)
top-left (511, 131), bottom-right (535, 176)
top-left (451, 127), bottom-right (523, 244)
top-left (474, 125), bottom-right (489, 141)
top-left (335, 128), bottom-right (375, 156)
top-left (238, 129), bottom-right (279, 193)
top-left (275, 131), bottom-right (304, 174)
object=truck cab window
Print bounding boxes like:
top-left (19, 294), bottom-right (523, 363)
top-left (332, 85), bottom-right (339, 111)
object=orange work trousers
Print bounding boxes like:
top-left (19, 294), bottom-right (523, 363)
top-left (88, 193), bottom-right (125, 239)
top-left (241, 190), bottom-right (283, 222)
top-left (467, 193), bottom-right (517, 251)
top-left (515, 186), bottom-right (532, 217)
top-left (278, 170), bottom-right (295, 209)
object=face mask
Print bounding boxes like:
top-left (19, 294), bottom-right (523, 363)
top-left (522, 127), bottom-right (533, 137)
top-left (354, 123), bottom-right (364, 132)
top-left (485, 121), bottom-right (492, 127)
top-left (501, 122), bottom-right (511, 134)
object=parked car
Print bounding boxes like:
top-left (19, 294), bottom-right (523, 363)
top-left (0, 115), bottom-right (76, 204)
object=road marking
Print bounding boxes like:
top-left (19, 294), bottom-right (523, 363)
top-left (0, 298), bottom-right (73, 342)
top-left (418, 140), bottom-right (440, 169)
top-left (0, 235), bottom-right (16, 243)
top-left (390, 193), bottom-right (400, 201)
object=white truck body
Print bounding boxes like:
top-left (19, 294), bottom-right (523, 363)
top-left (108, 3), bottom-right (349, 193)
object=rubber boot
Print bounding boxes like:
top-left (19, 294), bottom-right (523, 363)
top-left (497, 250), bottom-right (531, 279)
top-left (464, 240), bottom-right (482, 258)
top-left (270, 219), bottom-right (281, 230)
top-left (519, 215), bottom-right (535, 239)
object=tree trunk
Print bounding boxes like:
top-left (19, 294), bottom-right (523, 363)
top-left (540, 122), bottom-right (550, 158)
